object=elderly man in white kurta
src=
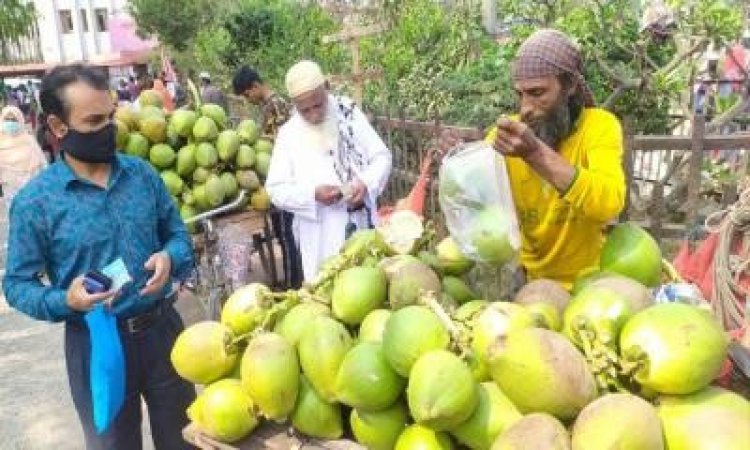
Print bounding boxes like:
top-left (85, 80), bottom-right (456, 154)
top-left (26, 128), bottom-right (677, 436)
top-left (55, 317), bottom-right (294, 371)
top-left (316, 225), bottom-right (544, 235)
top-left (265, 60), bottom-right (392, 281)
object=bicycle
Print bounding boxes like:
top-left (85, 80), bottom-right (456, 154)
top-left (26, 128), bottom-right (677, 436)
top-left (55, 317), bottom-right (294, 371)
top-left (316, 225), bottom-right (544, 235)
top-left (184, 190), bottom-right (248, 320)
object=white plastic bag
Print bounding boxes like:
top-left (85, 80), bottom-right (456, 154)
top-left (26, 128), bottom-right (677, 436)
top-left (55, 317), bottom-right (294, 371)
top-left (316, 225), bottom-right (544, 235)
top-left (438, 141), bottom-right (521, 265)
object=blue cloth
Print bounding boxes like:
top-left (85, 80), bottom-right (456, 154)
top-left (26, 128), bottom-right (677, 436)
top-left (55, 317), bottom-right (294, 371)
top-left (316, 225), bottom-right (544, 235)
top-left (3, 153), bottom-right (194, 322)
top-left (84, 304), bottom-right (125, 434)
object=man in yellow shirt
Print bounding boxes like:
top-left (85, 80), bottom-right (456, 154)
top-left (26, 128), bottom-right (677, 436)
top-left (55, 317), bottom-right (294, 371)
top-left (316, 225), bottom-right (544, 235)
top-left (486, 29), bottom-right (626, 290)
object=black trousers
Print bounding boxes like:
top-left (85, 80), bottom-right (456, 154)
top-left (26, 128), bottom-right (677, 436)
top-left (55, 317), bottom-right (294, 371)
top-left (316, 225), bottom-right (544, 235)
top-left (65, 304), bottom-right (195, 450)
top-left (271, 209), bottom-right (304, 289)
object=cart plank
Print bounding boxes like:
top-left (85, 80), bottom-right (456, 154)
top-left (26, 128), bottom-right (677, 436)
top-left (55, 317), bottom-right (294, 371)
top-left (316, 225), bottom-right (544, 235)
top-left (183, 423), bottom-right (365, 450)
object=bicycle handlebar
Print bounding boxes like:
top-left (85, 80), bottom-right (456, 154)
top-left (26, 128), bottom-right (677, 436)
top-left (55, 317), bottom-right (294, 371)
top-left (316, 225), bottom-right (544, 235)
top-left (185, 189), bottom-right (248, 224)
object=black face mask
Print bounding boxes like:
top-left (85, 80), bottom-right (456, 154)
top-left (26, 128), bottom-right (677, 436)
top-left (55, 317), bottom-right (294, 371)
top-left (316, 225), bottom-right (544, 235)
top-left (61, 122), bottom-right (116, 164)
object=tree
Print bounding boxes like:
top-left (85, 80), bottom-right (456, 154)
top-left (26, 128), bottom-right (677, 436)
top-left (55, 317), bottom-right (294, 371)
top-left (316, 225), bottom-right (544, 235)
top-left (0, 0), bottom-right (37, 63)
top-left (127, 0), bottom-right (218, 51)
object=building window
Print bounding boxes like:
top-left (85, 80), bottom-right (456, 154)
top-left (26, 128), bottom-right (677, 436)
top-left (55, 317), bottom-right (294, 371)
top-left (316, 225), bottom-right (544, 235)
top-left (80, 9), bottom-right (89, 32)
top-left (59, 10), bottom-right (73, 34)
top-left (94, 8), bottom-right (108, 32)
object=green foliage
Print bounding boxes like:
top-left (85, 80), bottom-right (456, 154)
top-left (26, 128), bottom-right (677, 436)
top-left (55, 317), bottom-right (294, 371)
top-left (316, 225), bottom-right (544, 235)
top-left (192, 0), bottom-right (347, 95)
top-left (143, 0), bottom-right (743, 134)
top-left (127, 0), bottom-right (217, 51)
top-left (0, 0), bottom-right (37, 62)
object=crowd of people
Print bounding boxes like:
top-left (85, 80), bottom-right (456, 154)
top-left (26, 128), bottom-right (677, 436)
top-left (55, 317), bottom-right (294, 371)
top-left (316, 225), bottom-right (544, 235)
top-left (0, 29), bottom-right (628, 448)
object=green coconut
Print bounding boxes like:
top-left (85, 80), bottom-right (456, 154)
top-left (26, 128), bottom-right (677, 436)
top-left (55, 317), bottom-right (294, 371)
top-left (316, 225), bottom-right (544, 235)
top-left (619, 303), bottom-right (728, 395)
top-left (436, 236), bottom-right (475, 275)
top-left (570, 269), bottom-right (611, 295)
top-left (255, 152), bottom-right (271, 178)
top-left (351, 402), bottom-right (409, 450)
top-left (193, 116), bottom-right (219, 142)
top-left (382, 305), bottom-right (451, 377)
top-left (487, 328), bottom-right (597, 421)
top-left (161, 171), bottom-right (184, 196)
top-left (200, 103), bottom-right (228, 128)
top-left (170, 109), bottom-right (198, 137)
top-left (470, 206), bottom-right (516, 265)
top-left (216, 129), bottom-right (241, 162)
top-left (291, 375), bottom-right (343, 439)
top-left (492, 413), bottom-right (571, 450)
top-left (453, 300), bottom-right (489, 322)
top-left (188, 379), bottom-right (258, 443)
top-left (472, 302), bottom-right (536, 381)
top-left (524, 302), bottom-right (562, 331)
top-left (115, 119), bottom-right (129, 150)
top-left (513, 279), bottom-right (571, 319)
top-left (358, 309), bottom-right (392, 343)
top-left (562, 284), bottom-right (636, 349)
top-left (408, 350), bottom-right (479, 431)
top-left (236, 144), bottom-right (256, 169)
top-left (254, 137), bottom-right (273, 153)
top-left (220, 172), bottom-right (239, 200)
top-left (335, 341), bottom-right (406, 411)
top-left (451, 382), bottom-right (522, 450)
top-left (193, 166), bottom-right (211, 184)
top-left (332, 266), bottom-right (388, 325)
top-left (657, 386), bottom-right (750, 450)
top-left (170, 321), bottom-right (239, 385)
top-left (139, 115), bottom-right (168, 144)
top-left (196, 142), bottom-right (219, 168)
top-left (273, 302), bottom-right (330, 348)
top-left (237, 119), bottom-right (260, 144)
top-left (442, 276), bottom-right (477, 305)
top-left (125, 132), bottom-right (150, 159)
top-left (176, 144), bottom-right (197, 178)
top-left (600, 222), bottom-right (662, 287)
top-left (418, 250), bottom-right (443, 274)
top-left (396, 424), bottom-right (454, 450)
top-left (571, 393), bottom-right (664, 450)
top-left (387, 258), bottom-right (442, 309)
top-left (115, 105), bottom-right (139, 129)
top-left (585, 274), bottom-right (654, 312)
top-left (236, 169), bottom-right (261, 191)
top-left (138, 89), bottom-right (163, 108)
top-left (298, 316), bottom-right (353, 403)
top-left (240, 332), bottom-right (299, 421)
top-left (343, 228), bottom-right (391, 257)
top-left (220, 283), bottom-right (272, 336)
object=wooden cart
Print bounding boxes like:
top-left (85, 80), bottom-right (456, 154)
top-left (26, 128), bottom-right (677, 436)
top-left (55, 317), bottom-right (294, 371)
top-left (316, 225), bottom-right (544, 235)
top-left (183, 423), bottom-right (365, 450)
top-left (192, 209), bottom-right (282, 288)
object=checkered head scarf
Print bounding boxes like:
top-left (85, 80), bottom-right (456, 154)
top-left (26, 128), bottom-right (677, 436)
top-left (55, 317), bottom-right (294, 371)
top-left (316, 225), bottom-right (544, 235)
top-left (512, 29), bottom-right (596, 107)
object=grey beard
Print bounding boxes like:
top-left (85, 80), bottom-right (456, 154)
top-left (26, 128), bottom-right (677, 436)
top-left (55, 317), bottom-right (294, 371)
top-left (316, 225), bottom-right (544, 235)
top-left (528, 99), bottom-right (575, 149)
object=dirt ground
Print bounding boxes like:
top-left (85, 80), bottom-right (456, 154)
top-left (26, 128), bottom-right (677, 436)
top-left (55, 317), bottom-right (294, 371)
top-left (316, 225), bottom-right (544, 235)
top-left (0, 250), bottom-right (277, 450)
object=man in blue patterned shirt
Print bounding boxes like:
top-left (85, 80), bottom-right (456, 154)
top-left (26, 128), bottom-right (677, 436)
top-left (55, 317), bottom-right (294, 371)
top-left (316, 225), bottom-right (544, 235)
top-left (3, 64), bottom-right (195, 449)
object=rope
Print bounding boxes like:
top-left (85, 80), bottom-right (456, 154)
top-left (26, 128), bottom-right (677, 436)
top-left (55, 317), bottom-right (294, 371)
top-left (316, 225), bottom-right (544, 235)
top-left (705, 187), bottom-right (750, 330)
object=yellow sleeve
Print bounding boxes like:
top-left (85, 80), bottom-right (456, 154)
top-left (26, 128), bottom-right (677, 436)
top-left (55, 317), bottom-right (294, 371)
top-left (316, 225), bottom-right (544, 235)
top-left (562, 112), bottom-right (626, 222)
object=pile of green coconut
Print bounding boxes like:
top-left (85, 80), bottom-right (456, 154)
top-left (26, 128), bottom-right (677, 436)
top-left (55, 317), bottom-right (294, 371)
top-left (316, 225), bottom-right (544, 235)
top-left (114, 89), bottom-right (272, 232)
top-left (169, 203), bottom-right (748, 449)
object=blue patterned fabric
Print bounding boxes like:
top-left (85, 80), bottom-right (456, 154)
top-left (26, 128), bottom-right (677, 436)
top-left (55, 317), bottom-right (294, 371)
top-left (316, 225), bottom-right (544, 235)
top-left (3, 153), bottom-right (194, 322)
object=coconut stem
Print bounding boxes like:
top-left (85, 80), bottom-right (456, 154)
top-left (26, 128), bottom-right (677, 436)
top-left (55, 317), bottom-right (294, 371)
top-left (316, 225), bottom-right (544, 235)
top-left (572, 319), bottom-right (629, 394)
top-left (420, 290), bottom-right (472, 356)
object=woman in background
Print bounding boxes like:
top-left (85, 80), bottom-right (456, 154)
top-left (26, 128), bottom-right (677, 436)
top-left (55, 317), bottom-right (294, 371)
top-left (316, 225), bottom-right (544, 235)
top-left (0, 106), bottom-right (47, 270)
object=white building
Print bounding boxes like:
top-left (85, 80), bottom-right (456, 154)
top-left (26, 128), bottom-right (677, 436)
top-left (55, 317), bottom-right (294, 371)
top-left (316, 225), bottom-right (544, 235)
top-left (32, 0), bottom-right (153, 65)
top-left (1, 0), bottom-right (154, 77)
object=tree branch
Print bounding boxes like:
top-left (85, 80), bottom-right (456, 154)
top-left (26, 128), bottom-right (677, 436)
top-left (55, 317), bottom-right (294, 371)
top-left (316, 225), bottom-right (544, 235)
top-left (707, 91), bottom-right (750, 133)
top-left (655, 37), bottom-right (709, 79)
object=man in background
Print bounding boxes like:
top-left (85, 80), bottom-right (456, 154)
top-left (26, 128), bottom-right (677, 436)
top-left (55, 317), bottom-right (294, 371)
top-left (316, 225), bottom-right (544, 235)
top-left (233, 65), bottom-right (302, 288)
top-left (199, 72), bottom-right (228, 111)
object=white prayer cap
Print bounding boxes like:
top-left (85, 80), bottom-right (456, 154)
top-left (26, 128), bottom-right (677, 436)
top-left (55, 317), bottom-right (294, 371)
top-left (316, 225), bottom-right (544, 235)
top-left (285, 60), bottom-right (325, 98)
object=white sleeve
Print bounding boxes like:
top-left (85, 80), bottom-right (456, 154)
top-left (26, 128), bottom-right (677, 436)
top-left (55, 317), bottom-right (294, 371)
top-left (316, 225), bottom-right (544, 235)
top-left (265, 128), bottom-right (319, 221)
top-left (352, 107), bottom-right (392, 203)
